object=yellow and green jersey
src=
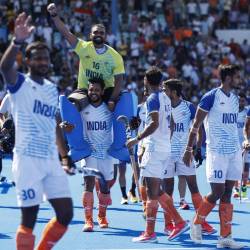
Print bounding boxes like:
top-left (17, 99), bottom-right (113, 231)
top-left (74, 39), bottom-right (125, 89)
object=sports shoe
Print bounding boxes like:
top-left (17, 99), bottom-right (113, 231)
top-left (97, 216), bottom-right (109, 228)
top-left (82, 219), bottom-right (94, 232)
top-left (190, 219), bottom-right (202, 243)
top-left (128, 191), bottom-right (139, 203)
top-left (202, 221), bottom-right (216, 235)
top-left (241, 186), bottom-right (247, 198)
top-left (217, 235), bottom-right (244, 249)
top-left (168, 220), bottom-right (190, 241)
top-left (132, 232), bottom-right (158, 243)
top-left (179, 199), bottom-right (190, 210)
top-left (164, 222), bottom-right (174, 236)
top-left (233, 188), bottom-right (240, 198)
top-left (121, 197), bottom-right (128, 205)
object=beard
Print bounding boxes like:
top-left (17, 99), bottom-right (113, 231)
top-left (92, 36), bottom-right (104, 45)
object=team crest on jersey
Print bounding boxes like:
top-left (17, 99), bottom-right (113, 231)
top-left (85, 55), bottom-right (91, 59)
top-left (220, 102), bottom-right (225, 105)
top-left (84, 112), bottom-right (90, 115)
top-left (182, 112), bottom-right (186, 116)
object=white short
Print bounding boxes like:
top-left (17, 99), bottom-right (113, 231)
top-left (165, 156), bottom-right (196, 178)
top-left (140, 151), bottom-right (171, 179)
top-left (206, 150), bottom-right (243, 183)
top-left (244, 150), bottom-right (250, 164)
top-left (83, 155), bottom-right (114, 181)
top-left (12, 154), bottom-right (71, 207)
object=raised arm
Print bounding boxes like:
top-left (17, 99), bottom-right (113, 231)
top-left (47, 3), bottom-right (78, 48)
top-left (0, 13), bottom-right (34, 85)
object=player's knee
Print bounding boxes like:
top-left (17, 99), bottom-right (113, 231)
top-left (57, 205), bottom-right (73, 226)
top-left (84, 176), bottom-right (95, 191)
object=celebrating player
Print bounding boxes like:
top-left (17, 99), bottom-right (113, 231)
top-left (61, 78), bottom-right (114, 232)
top-left (47, 3), bottom-right (125, 111)
top-left (162, 79), bottom-right (215, 235)
top-left (0, 13), bottom-right (74, 250)
top-left (127, 67), bottom-right (189, 243)
top-left (183, 64), bottom-right (244, 248)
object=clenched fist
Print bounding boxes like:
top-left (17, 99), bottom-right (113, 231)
top-left (47, 3), bottom-right (58, 17)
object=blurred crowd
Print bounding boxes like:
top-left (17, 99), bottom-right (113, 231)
top-left (0, 0), bottom-right (250, 103)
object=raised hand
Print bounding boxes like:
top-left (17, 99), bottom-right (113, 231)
top-left (14, 12), bottom-right (35, 42)
top-left (47, 3), bottom-right (58, 16)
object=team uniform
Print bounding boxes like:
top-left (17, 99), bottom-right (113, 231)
top-left (137, 102), bottom-right (147, 159)
top-left (167, 100), bottom-right (196, 177)
top-left (199, 87), bottom-right (242, 183)
top-left (74, 40), bottom-right (125, 89)
top-left (8, 73), bottom-right (71, 207)
top-left (238, 107), bottom-right (250, 163)
top-left (140, 91), bottom-right (172, 179)
top-left (80, 102), bottom-right (113, 180)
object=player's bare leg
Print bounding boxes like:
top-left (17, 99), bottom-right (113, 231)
top-left (178, 176), bottom-right (189, 210)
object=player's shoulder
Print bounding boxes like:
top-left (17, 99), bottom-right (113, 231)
top-left (203, 87), bottom-right (219, 98)
top-left (106, 44), bottom-right (122, 57)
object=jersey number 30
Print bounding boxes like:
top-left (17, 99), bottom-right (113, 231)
top-left (21, 188), bottom-right (36, 200)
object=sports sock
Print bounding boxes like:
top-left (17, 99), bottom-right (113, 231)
top-left (16, 225), bottom-right (35, 250)
top-left (194, 197), bottom-right (215, 224)
top-left (82, 191), bottom-right (94, 221)
top-left (158, 193), bottom-right (183, 225)
top-left (98, 192), bottom-right (111, 218)
top-left (120, 186), bottom-right (127, 199)
top-left (129, 183), bottom-right (136, 196)
top-left (219, 202), bottom-right (233, 237)
top-left (36, 217), bottom-right (67, 250)
top-left (145, 200), bottom-right (158, 235)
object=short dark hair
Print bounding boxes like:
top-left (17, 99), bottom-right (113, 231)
top-left (218, 64), bottom-right (240, 82)
top-left (88, 78), bottom-right (105, 89)
top-left (145, 66), bottom-right (162, 86)
top-left (91, 23), bottom-right (106, 32)
top-left (238, 92), bottom-right (247, 99)
top-left (25, 42), bottom-right (50, 59)
top-left (163, 79), bottom-right (183, 97)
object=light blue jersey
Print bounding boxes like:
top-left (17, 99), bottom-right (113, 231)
top-left (171, 100), bottom-right (196, 159)
top-left (237, 107), bottom-right (248, 147)
top-left (199, 87), bottom-right (240, 154)
top-left (143, 91), bottom-right (171, 153)
top-left (7, 73), bottom-right (58, 159)
top-left (81, 103), bottom-right (112, 159)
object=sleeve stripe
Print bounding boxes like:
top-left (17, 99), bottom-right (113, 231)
top-left (7, 73), bottom-right (25, 94)
top-left (198, 107), bottom-right (209, 113)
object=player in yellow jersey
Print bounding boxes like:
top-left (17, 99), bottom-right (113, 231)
top-left (47, 3), bottom-right (125, 111)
